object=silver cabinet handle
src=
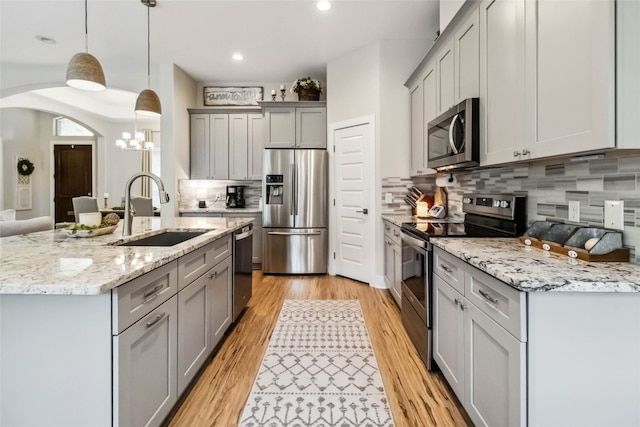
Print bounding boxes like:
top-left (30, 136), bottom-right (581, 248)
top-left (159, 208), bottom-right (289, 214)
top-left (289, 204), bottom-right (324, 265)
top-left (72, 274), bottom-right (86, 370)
top-left (513, 151), bottom-right (521, 157)
top-left (385, 225), bottom-right (390, 231)
top-left (143, 284), bottom-right (164, 302)
top-left (459, 303), bottom-right (466, 311)
top-left (386, 241), bottom-right (392, 246)
top-left (355, 208), bottom-right (368, 214)
top-left (145, 312), bottom-right (165, 328)
top-left (441, 264), bottom-right (453, 273)
top-left (521, 149), bottom-right (530, 155)
top-left (267, 231), bottom-right (322, 236)
top-left (479, 289), bottom-right (499, 304)
top-left (209, 271), bottom-right (218, 279)
top-left (454, 298), bottom-right (461, 306)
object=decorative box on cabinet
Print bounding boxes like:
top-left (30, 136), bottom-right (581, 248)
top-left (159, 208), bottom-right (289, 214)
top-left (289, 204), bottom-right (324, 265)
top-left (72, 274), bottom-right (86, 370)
top-left (260, 101), bottom-right (327, 149)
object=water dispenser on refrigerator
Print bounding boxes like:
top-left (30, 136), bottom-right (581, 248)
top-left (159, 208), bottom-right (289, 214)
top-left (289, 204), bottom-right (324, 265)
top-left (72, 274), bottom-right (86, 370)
top-left (265, 175), bottom-right (284, 205)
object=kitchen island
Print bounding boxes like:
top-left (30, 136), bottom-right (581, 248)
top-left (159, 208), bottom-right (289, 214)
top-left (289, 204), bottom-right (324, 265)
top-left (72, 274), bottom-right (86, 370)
top-left (431, 237), bottom-right (640, 427)
top-left (0, 216), bottom-right (253, 427)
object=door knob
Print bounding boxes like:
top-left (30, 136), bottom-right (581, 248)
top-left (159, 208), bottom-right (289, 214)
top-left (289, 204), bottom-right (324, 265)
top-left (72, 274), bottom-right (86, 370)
top-left (355, 208), bottom-right (368, 214)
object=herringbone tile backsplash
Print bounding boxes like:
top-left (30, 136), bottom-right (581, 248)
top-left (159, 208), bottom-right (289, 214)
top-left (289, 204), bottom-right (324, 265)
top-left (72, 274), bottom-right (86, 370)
top-left (382, 151), bottom-right (640, 262)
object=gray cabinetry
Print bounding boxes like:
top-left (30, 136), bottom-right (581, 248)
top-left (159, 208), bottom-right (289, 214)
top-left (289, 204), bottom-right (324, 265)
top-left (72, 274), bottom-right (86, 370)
top-left (189, 110), bottom-right (264, 180)
top-left (436, 37), bottom-right (455, 115)
top-left (112, 261), bottom-right (180, 427)
top-left (176, 235), bottom-right (231, 395)
top-left (113, 296), bottom-right (178, 427)
top-left (433, 246), bottom-right (526, 427)
top-left (208, 255), bottom-right (232, 349)
top-left (454, 7), bottom-right (479, 103)
top-left (262, 102), bottom-right (327, 149)
top-left (177, 272), bottom-right (209, 395)
top-left (382, 220), bottom-right (403, 306)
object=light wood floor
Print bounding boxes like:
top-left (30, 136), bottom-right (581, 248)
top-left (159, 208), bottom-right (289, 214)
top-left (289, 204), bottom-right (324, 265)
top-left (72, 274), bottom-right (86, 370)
top-left (167, 272), bottom-right (469, 427)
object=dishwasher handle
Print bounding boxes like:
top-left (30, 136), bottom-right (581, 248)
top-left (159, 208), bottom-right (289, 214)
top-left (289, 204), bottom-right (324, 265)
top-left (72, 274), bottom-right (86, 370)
top-left (235, 224), bottom-right (253, 241)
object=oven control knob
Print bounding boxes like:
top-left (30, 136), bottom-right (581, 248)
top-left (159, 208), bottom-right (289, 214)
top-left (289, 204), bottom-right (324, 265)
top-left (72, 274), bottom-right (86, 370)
top-left (500, 200), bottom-right (508, 208)
top-left (493, 200), bottom-right (500, 207)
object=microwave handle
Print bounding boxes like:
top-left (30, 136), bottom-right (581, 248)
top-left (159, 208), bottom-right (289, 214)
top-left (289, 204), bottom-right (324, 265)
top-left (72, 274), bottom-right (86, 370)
top-left (448, 114), bottom-right (464, 154)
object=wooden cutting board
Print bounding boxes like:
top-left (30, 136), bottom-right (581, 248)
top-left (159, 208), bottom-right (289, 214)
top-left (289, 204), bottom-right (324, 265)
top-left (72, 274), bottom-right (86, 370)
top-left (434, 187), bottom-right (447, 210)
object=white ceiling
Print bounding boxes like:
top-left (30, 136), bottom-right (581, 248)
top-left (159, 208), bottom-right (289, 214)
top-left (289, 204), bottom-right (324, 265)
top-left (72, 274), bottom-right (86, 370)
top-left (0, 0), bottom-right (439, 118)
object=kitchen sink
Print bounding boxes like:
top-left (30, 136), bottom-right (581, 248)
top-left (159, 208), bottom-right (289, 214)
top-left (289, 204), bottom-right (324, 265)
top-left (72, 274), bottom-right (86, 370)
top-left (114, 230), bottom-right (208, 247)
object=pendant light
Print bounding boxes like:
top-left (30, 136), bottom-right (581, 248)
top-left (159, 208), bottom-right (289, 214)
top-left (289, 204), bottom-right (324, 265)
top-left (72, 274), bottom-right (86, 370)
top-left (66, 0), bottom-right (106, 91)
top-left (135, 0), bottom-right (162, 117)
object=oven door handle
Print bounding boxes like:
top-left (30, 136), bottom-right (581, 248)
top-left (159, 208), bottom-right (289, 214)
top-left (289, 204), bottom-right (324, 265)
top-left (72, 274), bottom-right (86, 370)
top-left (401, 231), bottom-right (429, 255)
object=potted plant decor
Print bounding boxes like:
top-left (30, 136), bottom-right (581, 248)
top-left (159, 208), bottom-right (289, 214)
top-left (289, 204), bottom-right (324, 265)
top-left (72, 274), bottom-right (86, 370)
top-left (290, 77), bottom-right (322, 101)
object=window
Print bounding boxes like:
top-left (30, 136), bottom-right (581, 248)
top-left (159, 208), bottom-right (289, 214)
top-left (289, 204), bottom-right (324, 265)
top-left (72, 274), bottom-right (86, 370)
top-left (54, 117), bottom-right (93, 137)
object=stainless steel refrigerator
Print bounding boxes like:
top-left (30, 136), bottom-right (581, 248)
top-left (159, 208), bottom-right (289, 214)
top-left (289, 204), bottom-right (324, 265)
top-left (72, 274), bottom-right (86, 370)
top-left (262, 149), bottom-right (328, 274)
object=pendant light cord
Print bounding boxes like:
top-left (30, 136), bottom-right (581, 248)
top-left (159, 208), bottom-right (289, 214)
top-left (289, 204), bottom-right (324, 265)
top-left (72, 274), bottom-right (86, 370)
top-left (84, 0), bottom-right (88, 53)
top-left (146, 4), bottom-right (151, 88)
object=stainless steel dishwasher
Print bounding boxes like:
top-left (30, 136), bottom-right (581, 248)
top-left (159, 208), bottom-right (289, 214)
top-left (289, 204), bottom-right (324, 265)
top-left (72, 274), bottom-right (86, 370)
top-left (233, 223), bottom-right (253, 322)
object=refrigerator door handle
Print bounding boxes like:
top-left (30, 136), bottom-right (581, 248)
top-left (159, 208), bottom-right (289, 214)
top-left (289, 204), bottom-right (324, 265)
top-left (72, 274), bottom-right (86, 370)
top-left (295, 163), bottom-right (299, 216)
top-left (290, 163), bottom-right (295, 217)
top-left (267, 231), bottom-right (322, 236)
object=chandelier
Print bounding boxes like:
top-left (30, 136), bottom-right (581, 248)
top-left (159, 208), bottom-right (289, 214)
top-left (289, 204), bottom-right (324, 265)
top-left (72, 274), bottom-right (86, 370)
top-left (115, 131), bottom-right (154, 151)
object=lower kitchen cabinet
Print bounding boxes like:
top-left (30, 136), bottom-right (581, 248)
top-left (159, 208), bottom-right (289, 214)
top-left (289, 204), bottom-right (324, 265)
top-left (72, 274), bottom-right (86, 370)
top-left (433, 246), bottom-right (526, 427)
top-left (383, 220), bottom-right (403, 306)
top-left (177, 272), bottom-right (210, 395)
top-left (114, 296), bottom-right (178, 427)
top-left (0, 234), bottom-right (237, 427)
top-left (209, 255), bottom-right (233, 349)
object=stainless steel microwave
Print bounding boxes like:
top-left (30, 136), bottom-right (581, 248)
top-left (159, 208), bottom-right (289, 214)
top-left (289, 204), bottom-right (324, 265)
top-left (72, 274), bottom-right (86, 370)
top-left (427, 98), bottom-right (479, 171)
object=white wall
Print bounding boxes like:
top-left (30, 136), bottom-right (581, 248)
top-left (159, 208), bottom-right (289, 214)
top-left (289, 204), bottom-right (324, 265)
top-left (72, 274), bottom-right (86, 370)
top-left (380, 39), bottom-right (429, 178)
top-left (327, 39), bottom-right (428, 285)
top-left (160, 64), bottom-right (197, 217)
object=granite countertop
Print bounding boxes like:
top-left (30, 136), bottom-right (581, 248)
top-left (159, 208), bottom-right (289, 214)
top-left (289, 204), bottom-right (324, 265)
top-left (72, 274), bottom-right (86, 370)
top-left (382, 213), bottom-right (464, 227)
top-left (431, 238), bottom-right (640, 293)
top-left (0, 216), bottom-right (253, 296)
top-left (180, 206), bottom-right (262, 214)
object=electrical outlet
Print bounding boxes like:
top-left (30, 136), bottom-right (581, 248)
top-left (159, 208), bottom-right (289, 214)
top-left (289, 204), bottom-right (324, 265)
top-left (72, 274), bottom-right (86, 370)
top-left (568, 201), bottom-right (580, 222)
top-left (604, 200), bottom-right (624, 230)
top-left (385, 192), bottom-right (393, 204)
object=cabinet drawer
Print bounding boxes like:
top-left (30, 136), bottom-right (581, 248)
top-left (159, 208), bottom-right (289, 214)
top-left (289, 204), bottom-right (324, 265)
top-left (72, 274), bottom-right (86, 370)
top-left (434, 248), bottom-right (465, 295)
top-left (178, 242), bottom-right (216, 291)
top-left (465, 268), bottom-right (527, 341)
top-left (112, 261), bottom-right (178, 334)
top-left (383, 220), bottom-right (402, 246)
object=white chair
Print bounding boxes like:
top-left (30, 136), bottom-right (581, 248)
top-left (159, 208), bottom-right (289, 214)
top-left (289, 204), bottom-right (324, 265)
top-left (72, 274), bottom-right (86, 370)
top-left (130, 196), bottom-right (154, 216)
top-left (72, 197), bottom-right (100, 223)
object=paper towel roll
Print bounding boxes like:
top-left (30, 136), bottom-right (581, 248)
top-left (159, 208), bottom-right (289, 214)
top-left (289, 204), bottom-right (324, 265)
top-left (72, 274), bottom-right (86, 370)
top-left (435, 173), bottom-right (457, 187)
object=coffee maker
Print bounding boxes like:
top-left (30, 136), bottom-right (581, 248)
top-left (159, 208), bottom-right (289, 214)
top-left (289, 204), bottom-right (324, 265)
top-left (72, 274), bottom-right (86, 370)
top-left (226, 185), bottom-right (245, 208)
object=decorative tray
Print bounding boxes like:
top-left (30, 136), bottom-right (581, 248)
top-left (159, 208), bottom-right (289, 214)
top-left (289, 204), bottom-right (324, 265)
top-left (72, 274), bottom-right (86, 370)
top-left (65, 225), bottom-right (117, 238)
top-left (520, 221), bottom-right (629, 262)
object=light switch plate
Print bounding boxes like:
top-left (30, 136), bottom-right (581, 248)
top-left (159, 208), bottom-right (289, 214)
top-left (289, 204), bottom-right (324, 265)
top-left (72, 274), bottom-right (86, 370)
top-left (385, 192), bottom-right (393, 204)
top-left (568, 201), bottom-right (580, 222)
top-left (604, 200), bottom-right (624, 230)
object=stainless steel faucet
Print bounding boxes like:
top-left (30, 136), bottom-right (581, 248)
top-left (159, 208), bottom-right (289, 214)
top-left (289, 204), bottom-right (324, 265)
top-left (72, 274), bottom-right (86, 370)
top-left (123, 172), bottom-right (170, 236)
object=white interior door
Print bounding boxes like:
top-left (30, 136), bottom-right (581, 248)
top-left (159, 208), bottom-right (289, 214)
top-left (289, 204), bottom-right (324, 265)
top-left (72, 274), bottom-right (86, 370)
top-left (334, 122), bottom-right (373, 283)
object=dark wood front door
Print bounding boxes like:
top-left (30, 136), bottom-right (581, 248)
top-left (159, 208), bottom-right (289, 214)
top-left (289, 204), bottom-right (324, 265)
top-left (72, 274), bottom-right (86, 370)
top-left (54, 144), bottom-right (93, 223)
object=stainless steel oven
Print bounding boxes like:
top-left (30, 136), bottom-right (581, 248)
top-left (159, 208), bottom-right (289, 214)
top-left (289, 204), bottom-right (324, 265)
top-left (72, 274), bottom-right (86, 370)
top-left (400, 230), bottom-right (433, 370)
top-left (400, 193), bottom-right (527, 372)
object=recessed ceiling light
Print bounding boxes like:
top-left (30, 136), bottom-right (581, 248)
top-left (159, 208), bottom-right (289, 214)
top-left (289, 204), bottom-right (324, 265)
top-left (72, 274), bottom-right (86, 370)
top-left (232, 53), bottom-right (244, 61)
top-left (316, 1), bottom-right (331, 11)
top-left (35, 35), bottom-right (56, 44)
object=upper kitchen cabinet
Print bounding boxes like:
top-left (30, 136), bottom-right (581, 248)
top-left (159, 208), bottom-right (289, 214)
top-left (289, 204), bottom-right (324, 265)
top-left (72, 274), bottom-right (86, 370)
top-left (261, 102), bottom-right (327, 149)
top-left (189, 110), bottom-right (264, 180)
top-left (190, 114), bottom-right (229, 180)
top-left (408, 60), bottom-right (437, 177)
top-left (454, 8), bottom-right (479, 104)
top-left (436, 38), bottom-right (455, 116)
top-left (479, 0), bottom-right (527, 166)
top-left (523, 0), bottom-right (615, 158)
top-left (617, 1), bottom-right (640, 149)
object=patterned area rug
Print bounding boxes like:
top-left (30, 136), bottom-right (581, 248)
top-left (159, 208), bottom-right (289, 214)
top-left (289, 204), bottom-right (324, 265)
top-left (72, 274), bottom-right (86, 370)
top-left (239, 299), bottom-right (395, 427)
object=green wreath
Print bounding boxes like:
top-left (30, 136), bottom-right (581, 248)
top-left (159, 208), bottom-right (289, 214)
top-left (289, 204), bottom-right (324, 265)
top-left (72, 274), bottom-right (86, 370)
top-left (17, 158), bottom-right (35, 176)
